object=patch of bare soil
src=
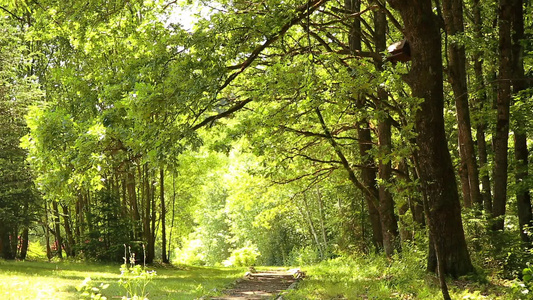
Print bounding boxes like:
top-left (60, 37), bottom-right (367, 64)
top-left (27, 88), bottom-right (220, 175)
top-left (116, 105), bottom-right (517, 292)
top-left (209, 270), bottom-right (297, 300)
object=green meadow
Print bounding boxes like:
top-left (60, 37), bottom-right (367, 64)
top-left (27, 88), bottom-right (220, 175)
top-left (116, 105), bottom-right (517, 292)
top-left (0, 260), bottom-right (244, 300)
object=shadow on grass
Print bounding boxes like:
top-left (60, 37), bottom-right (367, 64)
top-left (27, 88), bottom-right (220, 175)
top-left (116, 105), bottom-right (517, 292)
top-left (0, 260), bottom-right (245, 300)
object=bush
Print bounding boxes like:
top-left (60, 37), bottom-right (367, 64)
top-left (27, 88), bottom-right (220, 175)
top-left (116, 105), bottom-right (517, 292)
top-left (26, 240), bottom-right (47, 260)
top-left (287, 246), bottom-right (321, 266)
top-left (223, 245), bottom-right (260, 267)
top-left (172, 238), bottom-right (206, 266)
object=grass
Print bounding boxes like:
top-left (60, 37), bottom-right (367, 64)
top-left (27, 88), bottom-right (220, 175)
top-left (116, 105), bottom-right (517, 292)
top-left (1, 252), bottom-right (524, 299)
top-left (285, 251), bottom-right (522, 300)
top-left (0, 260), bottom-right (245, 300)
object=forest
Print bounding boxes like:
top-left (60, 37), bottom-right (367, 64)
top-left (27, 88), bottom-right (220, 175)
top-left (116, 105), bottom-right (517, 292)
top-left (0, 0), bottom-right (532, 299)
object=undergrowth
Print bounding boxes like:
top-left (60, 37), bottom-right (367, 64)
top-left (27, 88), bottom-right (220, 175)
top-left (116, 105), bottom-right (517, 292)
top-left (285, 246), bottom-right (521, 299)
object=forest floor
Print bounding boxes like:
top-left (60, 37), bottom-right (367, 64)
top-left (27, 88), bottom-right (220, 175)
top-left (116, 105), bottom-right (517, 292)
top-left (209, 270), bottom-right (297, 299)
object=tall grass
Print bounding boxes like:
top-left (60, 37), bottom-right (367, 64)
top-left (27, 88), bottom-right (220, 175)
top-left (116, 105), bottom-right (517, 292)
top-left (285, 247), bottom-right (519, 299)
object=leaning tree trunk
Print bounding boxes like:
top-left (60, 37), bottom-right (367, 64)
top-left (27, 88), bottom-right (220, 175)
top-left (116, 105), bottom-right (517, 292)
top-left (387, 0), bottom-right (474, 278)
top-left (491, 0), bottom-right (513, 231)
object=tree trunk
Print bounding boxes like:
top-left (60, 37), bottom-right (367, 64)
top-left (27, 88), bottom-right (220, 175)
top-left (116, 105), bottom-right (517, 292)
top-left (168, 173), bottom-right (177, 261)
top-left (442, 0), bottom-right (482, 209)
top-left (491, 0), bottom-right (513, 231)
top-left (398, 160), bottom-right (415, 241)
top-left (127, 163), bottom-right (140, 238)
top-left (160, 168), bottom-right (169, 263)
top-left (44, 201), bottom-right (52, 260)
top-left (85, 193), bottom-right (94, 233)
top-left (357, 122), bottom-right (384, 251)
top-left (510, 0), bottom-right (532, 243)
top-left (0, 226), bottom-right (15, 259)
top-left (458, 162), bottom-right (472, 208)
top-left (346, 0), bottom-right (384, 251)
top-left (18, 196), bottom-right (30, 260)
top-left (377, 115), bottom-right (400, 257)
top-left (143, 165), bottom-right (154, 264)
top-left (52, 201), bottom-right (63, 259)
top-left (299, 194), bottom-right (324, 259)
top-left (19, 227), bottom-right (29, 260)
top-left (472, 0), bottom-right (493, 213)
top-left (408, 163), bottom-right (426, 227)
top-left (316, 187), bottom-right (328, 251)
top-left (75, 194), bottom-right (82, 245)
top-left (150, 173), bottom-right (156, 264)
top-left (61, 204), bottom-right (75, 257)
top-left (374, 4), bottom-right (399, 257)
top-left (387, 0), bottom-right (473, 277)
top-left (515, 132), bottom-right (532, 242)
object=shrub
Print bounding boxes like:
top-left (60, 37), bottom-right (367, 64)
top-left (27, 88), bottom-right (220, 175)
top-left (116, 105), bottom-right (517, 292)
top-left (223, 245), bottom-right (260, 267)
top-left (172, 238), bottom-right (206, 266)
top-left (287, 246), bottom-right (321, 266)
top-left (26, 240), bottom-right (47, 260)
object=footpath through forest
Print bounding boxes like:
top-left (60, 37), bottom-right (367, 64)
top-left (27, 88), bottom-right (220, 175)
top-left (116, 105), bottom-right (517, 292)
top-left (208, 269), bottom-right (299, 299)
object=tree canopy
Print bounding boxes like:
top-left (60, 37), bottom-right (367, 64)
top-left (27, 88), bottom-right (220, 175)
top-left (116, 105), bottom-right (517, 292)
top-left (0, 0), bottom-right (532, 297)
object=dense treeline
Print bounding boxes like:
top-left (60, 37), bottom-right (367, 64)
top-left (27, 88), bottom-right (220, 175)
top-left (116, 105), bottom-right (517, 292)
top-left (0, 0), bottom-right (531, 295)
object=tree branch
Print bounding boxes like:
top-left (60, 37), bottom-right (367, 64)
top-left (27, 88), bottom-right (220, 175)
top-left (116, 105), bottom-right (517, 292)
top-left (315, 107), bottom-right (379, 206)
top-left (219, 0), bottom-right (331, 92)
top-left (0, 5), bottom-right (24, 21)
top-left (191, 98), bottom-right (253, 130)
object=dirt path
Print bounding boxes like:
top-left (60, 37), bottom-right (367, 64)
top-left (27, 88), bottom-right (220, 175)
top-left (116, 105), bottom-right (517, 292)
top-left (209, 270), bottom-right (298, 300)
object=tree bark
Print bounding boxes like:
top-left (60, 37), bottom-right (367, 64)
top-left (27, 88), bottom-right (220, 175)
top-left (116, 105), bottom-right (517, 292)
top-left (374, 4), bottom-right (399, 257)
top-left (472, 0), bottom-right (493, 213)
top-left (458, 162), bottom-right (472, 208)
top-left (161, 168), bottom-right (169, 263)
top-left (510, 0), bottom-right (532, 243)
top-left (44, 201), bottom-right (52, 260)
top-left (442, 0), bottom-right (482, 209)
top-left (346, 0), bottom-right (384, 251)
top-left (18, 196), bottom-right (30, 260)
top-left (387, 0), bottom-right (473, 277)
top-left (52, 201), bottom-right (63, 259)
top-left (357, 121), bottom-right (384, 251)
top-left (150, 172), bottom-right (157, 264)
top-left (298, 194), bottom-right (324, 258)
top-left (491, 0), bottom-right (513, 231)
top-left (143, 165), bottom-right (154, 264)
top-left (377, 115), bottom-right (400, 257)
top-left (61, 204), bottom-right (75, 257)
top-left (75, 194), bottom-right (82, 244)
top-left (515, 132), bottom-right (532, 242)
top-left (0, 226), bottom-right (14, 259)
top-left (316, 187), bottom-right (328, 251)
top-left (168, 173), bottom-right (177, 261)
top-left (19, 227), bottom-right (29, 260)
top-left (127, 163), bottom-right (140, 238)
